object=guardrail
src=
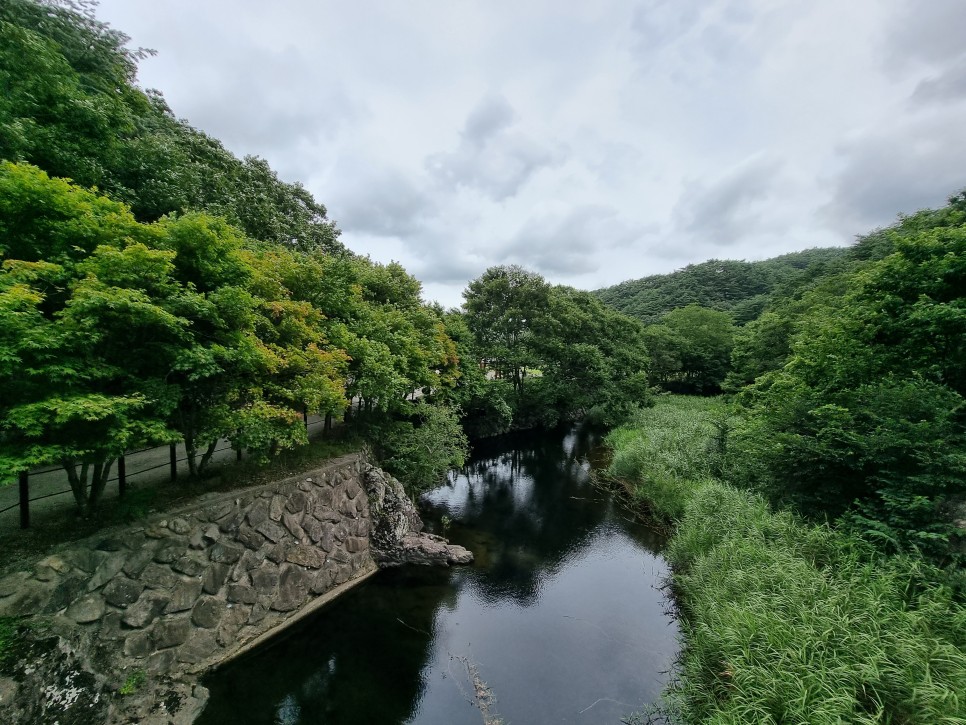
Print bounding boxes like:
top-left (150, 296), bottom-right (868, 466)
top-left (2, 415), bottom-right (328, 529)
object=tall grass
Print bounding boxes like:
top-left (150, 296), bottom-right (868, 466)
top-left (608, 396), bottom-right (966, 724)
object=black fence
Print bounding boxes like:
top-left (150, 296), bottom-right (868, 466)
top-left (2, 415), bottom-right (327, 529)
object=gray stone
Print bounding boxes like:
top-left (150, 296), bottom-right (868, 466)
top-left (218, 507), bottom-right (244, 534)
top-left (345, 478), bottom-right (362, 500)
top-left (0, 676), bottom-right (18, 708)
top-left (191, 596), bottom-right (225, 629)
top-left (141, 563), bottom-right (178, 591)
top-left (227, 584), bottom-right (257, 605)
top-left (123, 544), bottom-right (158, 578)
top-left (66, 595), bottom-right (105, 624)
top-left (164, 579), bottom-right (203, 614)
top-left (153, 617), bottom-right (191, 649)
top-left (282, 512), bottom-right (306, 541)
top-left (0, 571), bottom-right (29, 598)
top-left (146, 649), bottom-right (176, 676)
top-left (86, 552), bottom-right (126, 590)
top-left (246, 500), bottom-right (270, 528)
top-left (63, 549), bottom-right (100, 574)
top-left (43, 574), bottom-right (87, 613)
top-left (271, 566), bottom-right (309, 612)
top-left (302, 517), bottom-right (323, 543)
top-left (251, 561), bottom-right (279, 594)
top-left (310, 569), bottom-right (334, 595)
top-left (173, 555), bottom-right (207, 577)
top-left (315, 506), bottom-right (342, 524)
top-left (205, 501), bottom-right (234, 523)
top-left (285, 491), bottom-right (308, 513)
top-left (153, 541), bottom-right (186, 564)
top-left (177, 630), bottom-right (220, 663)
top-left (216, 604), bottom-right (250, 647)
top-left (124, 631), bottom-right (152, 658)
top-left (188, 528), bottom-right (205, 550)
top-left (235, 549), bottom-right (262, 573)
top-left (285, 544), bottom-right (325, 569)
top-left (203, 523), bottom-right (221, 543)
top-left (247, 602), bottom-right (269, 626)
top-left (265, 542), bottom-right (290, 564)
top-left (202, 563), bottom-right (230, 595)
top-left (96, 536), bottom-right (128, 552)
top-left (122, 593), bottom-right (169, 628)
top-left (349, 519), bottom-right (370, 538)
top-left (0, 580), bottom-right (50, 617)
top-left (317, 527), bottom-right (336, 553)
top-left (103, 576), bottom-right (145, 607)
top-left (344, 537), bottom-right (368, 554)
top-left (269, 495), bottom-right (286, 521)
top-left (167, 517), bottom-right (191, 535)
top-left (209, 542), bottom-right (244, 564)
top-left (236, 524), bottom-right (266, 551)
top-left (98, 611), bottom-right (124, 640)
top-left (256, 519), bottom-right (287, 544)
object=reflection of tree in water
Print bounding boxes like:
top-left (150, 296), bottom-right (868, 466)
top-left (424, 424), bottom-right (617, 606)
top-left (199, 567), bottom-right (458, 725)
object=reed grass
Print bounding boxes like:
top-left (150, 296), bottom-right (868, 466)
top-left (608, 396), bottom-right (966, 724)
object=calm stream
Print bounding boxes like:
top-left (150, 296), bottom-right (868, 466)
top-left (198, 425), bottom-right (679, 724)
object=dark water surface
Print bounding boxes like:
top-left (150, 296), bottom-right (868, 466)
top-left (198, 425), bottom-right (678, 724)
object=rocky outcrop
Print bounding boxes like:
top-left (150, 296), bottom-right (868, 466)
top-left (364, 465), bottom-right (474, 567)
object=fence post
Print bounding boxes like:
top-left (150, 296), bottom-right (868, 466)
top-left (303, 406), bottom-right (309, 430)
top-left (19, 471), bottom-right (29, 529)
top-left (169, 443), bottom-right (178, 482)
top-left (117, 455), bottom-right (127, 497)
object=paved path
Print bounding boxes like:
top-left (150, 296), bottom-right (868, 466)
top-left (0, 416), bottom-right (329, 530)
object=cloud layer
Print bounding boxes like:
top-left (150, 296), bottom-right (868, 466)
top-left (97, 0), bottom-right (966, 306)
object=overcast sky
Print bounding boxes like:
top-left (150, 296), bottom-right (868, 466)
top-left (95, 0), bottom-right (966, 307)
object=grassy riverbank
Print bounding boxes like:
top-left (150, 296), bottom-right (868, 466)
top-left (608, 396), bottom-right (966, 724)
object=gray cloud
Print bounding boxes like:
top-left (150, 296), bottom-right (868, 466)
top-left (426, 94), bottom-right (565, 201)
top-left (910, 58), bottom-right (966, 105)
top-left (883, 0), bottom-right (966, 71)
top-left (672, 154), bottom-right (785, 245)
top-left (327, 167), bottom-right (436, 238)
top-left (500, 205), bottom-right (648, 276)
top-left (822, 111), bottom-right (966, 236)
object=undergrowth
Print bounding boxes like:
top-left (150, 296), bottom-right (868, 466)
top-left (608, 396), bottom-right (966, 724)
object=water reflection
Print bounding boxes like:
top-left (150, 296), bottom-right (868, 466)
top-left (199, 424), bottom-right (678, 725)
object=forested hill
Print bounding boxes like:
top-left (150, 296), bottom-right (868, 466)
top-left (594, 247), bottom-right (849, 325)
top-left (0, 0), bottom-right (343, 255)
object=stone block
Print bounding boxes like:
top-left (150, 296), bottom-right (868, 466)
top-left (247, 602), bottom-right (269, 626)
top-left (163, 579), bottom-right (204, 614)
top-left (236, 524), bottom-right (266, 551)
top-left (282, 512), bottom-right (305, 541)
top-left (216, 604), bottom-right (250, 647)
top-left (227, 584), bottom-right (257, 605)
top-left (98, 611), bottom-right (123, 640)
top-left (271, 566), bottom-right (309, 612)
top-left (250, 561), bottom-right (279, 595)
top-left (209, 542), bottom-right (244, 565)
top-left (285, 491), bottom-right (308, 513)
top-left (310, 569), bottom-right (334, 595)
top-left (246, 500), bottom-right (270, 528)
top-left (177, 631), bottom-right (220, 664)
top-left (265, 542), bottom-right (290, 564)
top-left (124, 631), bottom-right (152, 658)
top-left (103, 576), bottom-right (145, 608)
top-left (86, 552), bottom-right (126, 591)
top-left (122, 544), bottom-right (158, 578)
top-left (168, 517), bottom-right (191, 535)
top-left (153, 541), bottom-right (186, 565)
top-left (140, 563), bottom-right (178, 591)
top-left (345, 479), bottom-right (361, 500)
top-left (122, 593), bottom-right (169, 628)
top-left (344, 537), bottom-right (368, 554)
top-left (269, 495), bottom-right (285, 521)
top-left (256, 520), bottom-right (287, 544)
top-left (191, 596), bottom-right (226, 629)
top-left (146, 649), bottom-right (176, 676)
top-left (173, 555), bottom-right (207, 577)
top-left (66, 594), bottom-right (105, 624)
top-left (43, 574), bottom-right (87, 614)
top-left (205, 501), bottom-right (234, 523)
top-left (153, 617), bottom-right (191, 649)
top-left (202, 563), bottom-right (230, 595)
top-left (285, 545), bottom-right (325, 569)
top-left (95, 536), bottom-right (128, 552)
top-left (301, 517), bottom-right (323, 543)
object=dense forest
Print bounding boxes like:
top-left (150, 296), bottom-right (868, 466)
top-left (0, 0), bottom-right (651, 509)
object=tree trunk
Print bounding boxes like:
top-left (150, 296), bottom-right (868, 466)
top-left (184, 433), bottom-right (199, 478)
top-left (88, 459), bottom-right (114, 509)
top-left (64, 459), bottom-right (88, 515)
top-left (198, 440), bottom-right (218, 475)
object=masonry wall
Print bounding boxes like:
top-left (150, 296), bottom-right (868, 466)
top-left (0, 453), bottom-right (378, 724)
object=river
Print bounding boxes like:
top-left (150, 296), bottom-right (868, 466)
top-left (197, 424), bottom-right (679, 724)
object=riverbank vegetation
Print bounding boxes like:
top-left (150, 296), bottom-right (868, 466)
top-left (610, 397), bottom-right (966, 724)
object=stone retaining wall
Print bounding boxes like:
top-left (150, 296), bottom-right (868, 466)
top-left (0, 454), bottom-right (377, 724)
